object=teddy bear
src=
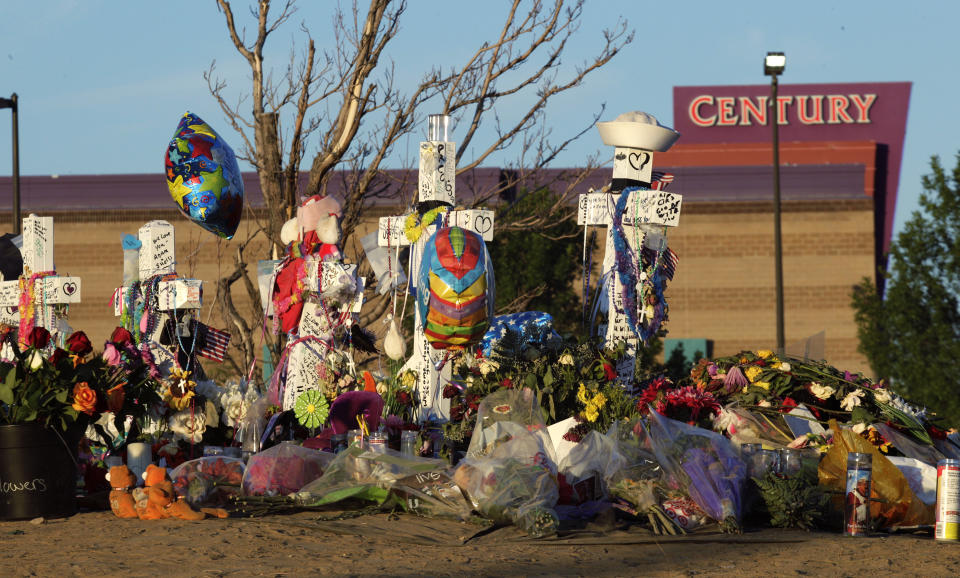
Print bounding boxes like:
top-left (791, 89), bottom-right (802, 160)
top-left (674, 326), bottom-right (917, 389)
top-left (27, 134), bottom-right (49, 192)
top-left (133, 464), bottom-right (228, 520)
top-left (104, 465), bottom-right (139, 519)
top-left (273, 195), bottom-right (345, 333)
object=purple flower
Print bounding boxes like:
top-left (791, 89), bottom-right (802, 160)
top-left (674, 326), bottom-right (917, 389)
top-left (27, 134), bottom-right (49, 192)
top-left (723, 366), bottom-right (748, 393)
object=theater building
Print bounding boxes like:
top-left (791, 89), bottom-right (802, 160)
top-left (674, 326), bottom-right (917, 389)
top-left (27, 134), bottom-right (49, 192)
top-left (0, 81), bottom-right (910, 376)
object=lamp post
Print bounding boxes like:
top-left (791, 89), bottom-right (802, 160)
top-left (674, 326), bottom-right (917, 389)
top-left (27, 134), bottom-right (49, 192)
top-left (0, 93), bottom-right (20, 235)
top-left (764, 52), bottom-right (786, 355)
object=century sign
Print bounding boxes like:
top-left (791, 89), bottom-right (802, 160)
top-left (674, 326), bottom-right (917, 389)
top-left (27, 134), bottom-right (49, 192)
top-left (673, 82), bottom-right (911, 256)
top-left (688, 93), bottom-right (877, 127)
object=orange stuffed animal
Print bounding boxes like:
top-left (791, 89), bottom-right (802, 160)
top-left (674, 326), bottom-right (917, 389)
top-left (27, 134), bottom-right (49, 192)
top-left (105, 465), bottom-right (138, 519)
top-left (134, 464), bottom-right (228, 520)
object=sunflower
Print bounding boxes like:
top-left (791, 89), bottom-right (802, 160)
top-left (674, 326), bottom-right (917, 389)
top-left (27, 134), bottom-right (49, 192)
top-left (165, 367), bottom-right (196, 411)
top-left (294, 389), bottom-right (329, 430)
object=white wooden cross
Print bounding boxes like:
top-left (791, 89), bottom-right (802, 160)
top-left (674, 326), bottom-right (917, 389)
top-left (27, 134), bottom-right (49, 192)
top-left (579, 145), bottom-right (682, 388)
top-left (375, 114), bottom-right (495, 422)
top-left (0, 214), bottom-right (82, 340)
top-left (280, 259), bottom-right (365, 411)
top-left (111, 220), bottom-right (202, 369)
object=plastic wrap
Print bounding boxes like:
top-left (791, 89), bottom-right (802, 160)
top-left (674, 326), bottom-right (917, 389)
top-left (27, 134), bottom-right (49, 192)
top-left (712, 405), bottom-right (793, 449)
top-left (557, 430), bottom-right (623, 504)
top-left (294, 446), bottom-right (461, 516)
top-left (605, 419), bottom-right (663, 511)
top-left (646, 408), bottom-right (747, 525)
top-left (170, 456), bottom-right (245, 508)
top-left (818, 421), bottom-right (933, 528)
top-left (454, 430), bottom-right (560, 537)
top-left (466, 388), bottom-right (555, 467)
top-left (242, 442), bottom-right (335, 496)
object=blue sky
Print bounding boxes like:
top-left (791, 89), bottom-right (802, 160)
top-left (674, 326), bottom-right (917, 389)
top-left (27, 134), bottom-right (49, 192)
top-left (1, 0), bottom-right (959, 240)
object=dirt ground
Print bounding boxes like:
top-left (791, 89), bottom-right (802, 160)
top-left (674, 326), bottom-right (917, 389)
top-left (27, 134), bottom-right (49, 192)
top-left (2, 509), bottom-right (960, 577)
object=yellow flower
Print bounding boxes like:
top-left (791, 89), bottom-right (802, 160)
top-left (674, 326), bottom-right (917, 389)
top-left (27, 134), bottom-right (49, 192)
top-left (577, 383), bottom-right (590, 405)
top-left (584, 403), bottom-right (599, 423)
top-left (745, 366), bottom-right (762, 383)
top-left (756, 350), bottom-right (773, 359)
top-left (755, 381), bottom-right (771, 391)
top-left (592, 392), bottom-right (607, 409)
top-left (399, 370), bottom-right (417, 389)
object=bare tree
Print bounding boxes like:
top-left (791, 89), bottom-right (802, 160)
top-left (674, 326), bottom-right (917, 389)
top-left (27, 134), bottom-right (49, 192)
top-left (207, 0), bottom-right (631, 378)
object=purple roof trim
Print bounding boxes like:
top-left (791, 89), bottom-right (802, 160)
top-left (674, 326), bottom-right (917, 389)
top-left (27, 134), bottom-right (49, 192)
top-left (0, 164), bottom-right (865, 213)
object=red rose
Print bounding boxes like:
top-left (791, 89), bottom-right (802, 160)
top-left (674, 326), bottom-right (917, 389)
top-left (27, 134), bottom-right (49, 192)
top-left (442, 384), bottom-right (459, 399)
top-left (50, 348), bottom-right (68, 365)
top-left (501, 377), bottom-right (514, 389)
top-left (110, 327), bottom-right (133, 346)
top-left (396, 390), bottom-right (412, 407)
top-left (26, 326), bottom-right (51, 349)
top-left (602, 363), bottom-right (617, 381)
top-left (66, 331), bottom-right (93, 355)
top-left (780, 397), bottom-right (798, 413)
top-left (450, 404), bottom-right (466, 421)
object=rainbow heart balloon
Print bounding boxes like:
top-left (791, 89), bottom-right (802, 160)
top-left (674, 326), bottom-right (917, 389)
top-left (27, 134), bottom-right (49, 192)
top-left (165, 112), bottom-right (244, 239)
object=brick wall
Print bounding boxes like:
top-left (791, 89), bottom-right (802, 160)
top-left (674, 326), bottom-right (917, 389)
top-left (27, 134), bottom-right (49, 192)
top-left (7, 197), bottom-right (877, 376)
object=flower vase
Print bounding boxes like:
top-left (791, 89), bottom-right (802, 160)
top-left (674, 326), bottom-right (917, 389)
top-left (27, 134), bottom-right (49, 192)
top-left (125, 442), bottom-right (153, 483)
top-left (0, 423), bottom-right (77, 520)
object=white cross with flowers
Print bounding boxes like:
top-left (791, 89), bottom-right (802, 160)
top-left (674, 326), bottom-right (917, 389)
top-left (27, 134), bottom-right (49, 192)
top-left (579, 116), bottom-right (682, 388)
top-left (375, 115), bottom-right (495, 422)
top-left (110, 220), bottom-right (202, 370)
top-left (0, 214), bottom-right (82, 341)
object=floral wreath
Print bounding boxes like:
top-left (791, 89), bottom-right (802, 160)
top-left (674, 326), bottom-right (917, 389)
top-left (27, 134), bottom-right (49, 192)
top-left (404, 206), bottom-right (447, 243)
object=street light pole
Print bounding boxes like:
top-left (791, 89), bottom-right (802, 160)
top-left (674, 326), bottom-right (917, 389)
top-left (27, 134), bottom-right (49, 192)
top-left (0, 93), bottom-right (19, 235)
top-left (764, 53), bottom-right (786, 355)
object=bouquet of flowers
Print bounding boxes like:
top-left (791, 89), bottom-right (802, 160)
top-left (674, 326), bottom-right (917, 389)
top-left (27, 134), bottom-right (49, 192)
top-left (644, 408), bottom-right (747, 533)
top-left (170, 456), bottom-right (245, 507)
top-left (242, 442), bottom-right (333, 496)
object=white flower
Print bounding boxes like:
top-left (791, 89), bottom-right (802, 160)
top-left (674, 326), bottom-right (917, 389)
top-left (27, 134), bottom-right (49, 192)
top-left (0, 341), bottom-right (15, 363)
top-left (851, 422), bottom-right (868, 434)
top-left (27, 350), bottom-right (44, 371)
top-left (809, 382), bottom-right (836, 400)
top-left (479, 358), bottom-right (500, 376)
top-left (873, 388), bottom-right (892, 405)
top-left (779, 362), bottom-right (791, 372)
top-left (558, 353), bottom-right (575, 366)
top-left (757, 400), bottom-right (772, 408)
top-left (220, 392), bottom-right (246, 428)
top-left (168, 410), bottom-right (206, 444)
top-left (376, 381), bottom-right (388, 396)
top-left (840, 389), bottom-right (865, 411)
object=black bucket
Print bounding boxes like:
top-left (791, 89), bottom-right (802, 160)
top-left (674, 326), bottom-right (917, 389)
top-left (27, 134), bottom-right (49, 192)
top-left (0, 423), bottom-right (77, 520)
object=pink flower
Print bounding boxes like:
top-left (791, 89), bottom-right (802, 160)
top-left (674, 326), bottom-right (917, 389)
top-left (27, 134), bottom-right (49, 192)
top-left (102, 343), bottom-right (122, 366)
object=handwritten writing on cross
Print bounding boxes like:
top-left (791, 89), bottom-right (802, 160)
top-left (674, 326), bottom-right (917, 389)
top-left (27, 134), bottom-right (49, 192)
top-left (111, 221), bottom-right (203, 369)
top-left (281, 260), bottom-right (365, 411)
top-left (578, 147), bottom-right (682, 387)
top-left (0, 215), bottom-right (81, 334)
top-left (374, 118), bottom-right (495, 422)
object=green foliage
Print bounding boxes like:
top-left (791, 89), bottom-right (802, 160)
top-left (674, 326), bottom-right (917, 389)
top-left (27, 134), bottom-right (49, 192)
top-left (489, 188), bottom-right (586, 333)
top-left (754, 470), bottom-right (828, 530)
top-left (0, 348), bottom-right (79, 430)
top-left (852, 153), bottom-right (960, 427)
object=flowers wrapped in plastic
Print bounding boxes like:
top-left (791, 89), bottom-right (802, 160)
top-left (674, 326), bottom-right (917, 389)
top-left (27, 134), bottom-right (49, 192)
top-left (241, 441), bottom-right (335, 496)
top-left (644, 407), bottom-right (747, 533)
top-left (292, 446), bottom-right (471, 520)
top-left (454, 429), bottom-right (560, 538)
top-left (170, 456), bottom-right (245, 508)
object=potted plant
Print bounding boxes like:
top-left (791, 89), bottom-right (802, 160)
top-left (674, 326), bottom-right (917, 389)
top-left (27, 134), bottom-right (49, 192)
top-left (0, 326), bottom-right (86, 519)
top-left (0, 325), bottom-right (162, 519)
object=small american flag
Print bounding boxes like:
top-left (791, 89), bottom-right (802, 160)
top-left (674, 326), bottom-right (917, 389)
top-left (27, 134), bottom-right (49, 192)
top-left (196, 323), bottom-right (231, 363)
top-left (650, 172), bottom-right (675, 191)
top-left (642, 246), bottom-right (679, 281)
